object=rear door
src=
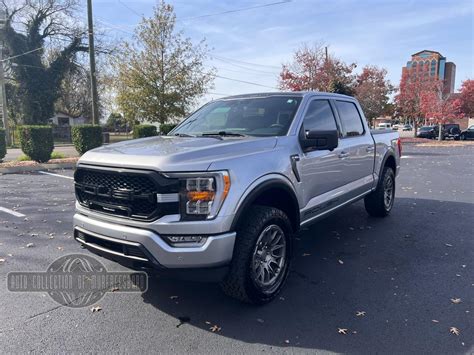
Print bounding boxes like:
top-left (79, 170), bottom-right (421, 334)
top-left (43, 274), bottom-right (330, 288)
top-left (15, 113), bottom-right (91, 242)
top-left (332, 100), bottom-right (375, 197)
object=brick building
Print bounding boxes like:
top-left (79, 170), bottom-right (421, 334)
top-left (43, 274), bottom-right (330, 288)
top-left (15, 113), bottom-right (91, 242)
top-left (402, 50), bottom-right (456, 95)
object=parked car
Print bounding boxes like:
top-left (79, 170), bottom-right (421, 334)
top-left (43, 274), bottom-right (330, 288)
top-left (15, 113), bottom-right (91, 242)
top-left (402, 124), bottom-right (413, 131)
top-left (417, 126), bottom-right (437, 139)
top-left (73, 92), bottom-right (401, 304)
top-left (460, 125), bottom-right (474, 140)
top-left (377, 122), bottom-right (392, 130)
top-left (392, 124), bottom-right (402, 130)
top-left (442, 123), bottom-right (461, 140)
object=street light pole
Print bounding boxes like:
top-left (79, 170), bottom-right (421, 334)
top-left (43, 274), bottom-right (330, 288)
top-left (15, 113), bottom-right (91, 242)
top-left (87, 0), bottom-right (99, 125)
top-left (0, 9), bottom-right (10, 145)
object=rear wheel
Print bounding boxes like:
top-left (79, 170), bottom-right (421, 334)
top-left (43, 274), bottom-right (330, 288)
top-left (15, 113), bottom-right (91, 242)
top-left (220, 206), bottom-right (292, 304)
top-left (364, 166), bottom-right (395, 217)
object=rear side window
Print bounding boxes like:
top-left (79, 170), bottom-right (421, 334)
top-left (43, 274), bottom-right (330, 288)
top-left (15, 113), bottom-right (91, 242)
top-left (336, 101), bottom-right (365, 137)
top-left (302, 100), bottom-right (338, 132)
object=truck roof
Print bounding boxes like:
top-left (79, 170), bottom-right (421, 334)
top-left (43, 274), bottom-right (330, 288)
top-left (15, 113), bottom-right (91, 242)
top-left (218, 91), bottom-right (355, 100)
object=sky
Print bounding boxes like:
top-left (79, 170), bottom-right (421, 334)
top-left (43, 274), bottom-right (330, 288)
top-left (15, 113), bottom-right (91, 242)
top-left (91, 0), bottom-right (474, 104)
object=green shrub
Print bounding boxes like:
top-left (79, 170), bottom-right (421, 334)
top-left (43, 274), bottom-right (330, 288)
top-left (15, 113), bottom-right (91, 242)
top-left (133, 124), bottom-right (157, 139)
top-left (160, 123), bottom-right (177, 135)
top-left (71, 125), bottom-right (103, 155)
top-left (0, 129), bottom-right (6, 162)
top-left (18, 125), bottom-right (54, 163)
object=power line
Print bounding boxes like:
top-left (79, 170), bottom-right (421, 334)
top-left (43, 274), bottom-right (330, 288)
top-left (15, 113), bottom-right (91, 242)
top-left (179, 0), bottom-right (291, 21)
top-left (215, 75), bottom-right (277, 89)
top-left (210, 57), bottom-right (279, 75)
top-left (211, 54), bottom-right (281, 70)
top-left (1, 47), bottom-right (42, 62)
top-left (117, 0), bottom-right (143, 18)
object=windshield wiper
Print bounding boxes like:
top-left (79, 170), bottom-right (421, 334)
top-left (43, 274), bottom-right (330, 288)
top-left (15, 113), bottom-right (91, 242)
top-left (202, 131), bottom-right (247, 137)
top-left (174, 133), bottom-right (196, 137)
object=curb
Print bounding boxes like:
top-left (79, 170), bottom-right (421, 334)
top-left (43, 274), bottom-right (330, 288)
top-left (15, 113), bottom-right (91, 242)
top-left (0, 162), bottom-right (76, 175)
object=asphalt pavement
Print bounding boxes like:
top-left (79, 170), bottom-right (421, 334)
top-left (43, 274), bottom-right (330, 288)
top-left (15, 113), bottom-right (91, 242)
top-left (0, 145), bottom-right (472, 353)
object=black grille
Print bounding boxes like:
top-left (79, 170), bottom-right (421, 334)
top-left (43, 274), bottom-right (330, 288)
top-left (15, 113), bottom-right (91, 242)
top-left (74, 166), bottom-right (179, 221)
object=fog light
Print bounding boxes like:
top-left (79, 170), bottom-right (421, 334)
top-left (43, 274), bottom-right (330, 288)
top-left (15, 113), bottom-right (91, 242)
top-left (164, 235), bottom-right (207, 247)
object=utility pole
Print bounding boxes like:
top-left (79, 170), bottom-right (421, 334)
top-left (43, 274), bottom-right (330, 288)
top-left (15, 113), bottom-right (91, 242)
top-left (87, 0), bottom-right (99, 125)
top-left (0, 9), bottom-right (10, 145)
top-left (325, 46), bottom-right (328, 62)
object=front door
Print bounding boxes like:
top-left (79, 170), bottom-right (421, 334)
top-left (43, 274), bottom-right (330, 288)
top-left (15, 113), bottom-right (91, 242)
top-left (298, 99), bottom-right (346, 217)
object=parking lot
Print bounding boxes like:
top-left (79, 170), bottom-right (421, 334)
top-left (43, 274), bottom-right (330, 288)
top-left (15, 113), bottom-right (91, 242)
top-left (0, 144), bottom-right (472, 353)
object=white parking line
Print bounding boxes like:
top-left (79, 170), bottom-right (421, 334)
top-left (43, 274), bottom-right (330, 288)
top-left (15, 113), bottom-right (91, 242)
top-left (0, 207), bottom-right (25, 218)
top-left (38, 171), bottom-right (74, 180)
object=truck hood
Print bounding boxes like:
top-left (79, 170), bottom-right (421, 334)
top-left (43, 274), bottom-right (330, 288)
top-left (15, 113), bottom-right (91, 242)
top-left (79, 135), bottom-right (278, 172)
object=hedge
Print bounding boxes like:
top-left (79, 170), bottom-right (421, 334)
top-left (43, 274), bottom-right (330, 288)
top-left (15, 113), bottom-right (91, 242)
top-left (18, 126), bottom-right (54, 163)
top-left (160, 123), bottom-right (177, 135)
top-left (71, 125), bottom-right (103, 155)
top-left (133, 124), bottom-right (157, 139)
top-left (0, 129), bottom-right (6, 162)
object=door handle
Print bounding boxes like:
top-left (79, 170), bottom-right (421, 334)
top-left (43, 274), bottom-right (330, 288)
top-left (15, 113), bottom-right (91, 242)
top-left (338, 151), bottom-right (350, 159)
top-left (366, 145), bottom-right (375, 152)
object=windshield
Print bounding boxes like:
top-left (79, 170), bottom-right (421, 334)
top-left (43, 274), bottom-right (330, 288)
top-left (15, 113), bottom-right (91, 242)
top-left (172, 96), bottom-right (302, 137)
top-left (419, 126), bottom-right (433, 131)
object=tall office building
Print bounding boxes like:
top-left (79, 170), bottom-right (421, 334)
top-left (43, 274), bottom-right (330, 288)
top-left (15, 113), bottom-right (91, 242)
top-left (402, 50), bottom-right (456, 95)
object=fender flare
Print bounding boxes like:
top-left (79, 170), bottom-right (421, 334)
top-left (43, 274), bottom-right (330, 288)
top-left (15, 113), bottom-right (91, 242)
top-left (230, 178), bottom-right (300, 232)
top-left (378, 151), bottom-right (397, 180)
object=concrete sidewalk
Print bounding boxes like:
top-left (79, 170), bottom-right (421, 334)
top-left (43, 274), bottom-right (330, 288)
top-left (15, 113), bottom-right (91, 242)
top-left (4, 145), bottom-right (79, 162)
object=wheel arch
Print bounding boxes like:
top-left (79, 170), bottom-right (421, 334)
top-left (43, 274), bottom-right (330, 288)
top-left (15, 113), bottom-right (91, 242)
top-left (231, 177), bottom-right (300, 233)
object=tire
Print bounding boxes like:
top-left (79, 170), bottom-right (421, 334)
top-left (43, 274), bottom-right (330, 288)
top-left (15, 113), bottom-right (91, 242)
top-left (220, 205), bottom-right (292, 304)
top-left (460, 134), bottom-right (466, 141)
top-left (364, 166), bottom-right (395, 217)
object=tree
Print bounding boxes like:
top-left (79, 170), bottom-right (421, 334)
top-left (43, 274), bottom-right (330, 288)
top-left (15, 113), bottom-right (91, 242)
top-left (394, 71), bottom-right (439, 135)
top-left (105, 112), bottom-right (127, 131)
top-left (1, 0), bottom-right (89, 124)
top-left (459, 79), bottom-right (474, 118)
top-left (420, 83), bottom-right (463, 140)
top-left (353, 65), bottom-right (393, 127)
top-left (54, 65), bottom-right (93, 120)
top-left (114, 1), bottom-right (215, 124)
top-left (279, 43), bottom-right (356, 94)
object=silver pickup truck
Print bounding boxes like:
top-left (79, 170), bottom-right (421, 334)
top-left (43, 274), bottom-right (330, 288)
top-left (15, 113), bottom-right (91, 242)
top-left (73, 92), bottom-right (401, 304)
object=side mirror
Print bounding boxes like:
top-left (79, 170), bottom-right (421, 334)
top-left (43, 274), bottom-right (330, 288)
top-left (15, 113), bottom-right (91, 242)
top-left (300, 129), bottom-right (338, 151)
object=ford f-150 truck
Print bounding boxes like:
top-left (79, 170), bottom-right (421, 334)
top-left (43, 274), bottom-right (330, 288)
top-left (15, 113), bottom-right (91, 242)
top-left (73, 92), bottom-right (401, 304)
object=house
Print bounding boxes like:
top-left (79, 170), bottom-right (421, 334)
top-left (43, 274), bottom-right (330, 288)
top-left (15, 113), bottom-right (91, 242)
top-left (49, 112), bottom-right (87, 127)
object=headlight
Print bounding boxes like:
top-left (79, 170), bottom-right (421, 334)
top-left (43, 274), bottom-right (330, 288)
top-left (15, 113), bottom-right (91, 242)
top-left (165, 171), bottom-right (230, 220)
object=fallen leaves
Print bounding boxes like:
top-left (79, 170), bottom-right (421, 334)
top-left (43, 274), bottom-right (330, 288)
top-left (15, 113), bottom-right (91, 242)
top-left (205, 321), bottom-right (221, 332)
top-left (26, 243), bottom-right (34, 248)
top-left (338, 328), bottom-right (348, 335)
top-left (445, 243), bottom-right (453, 247)
top-left (209, 325), bottom-right (221, 333)
top-left (338, 259), bottom-right (344, 265)
top-left (302, 253), bottom-right (311, 257)
top-left (432, 319), bottom-right (439, 323)
top-left (90, 306), bottom-right (102, 313)
top-left (0, 258), bottom-right (5, 264)
top-left (450, 298), bottom-right (462, 304)
top-left (449, 327), bottom-right (460, 336)
top-left (356, 311), bottom-right (366, 317)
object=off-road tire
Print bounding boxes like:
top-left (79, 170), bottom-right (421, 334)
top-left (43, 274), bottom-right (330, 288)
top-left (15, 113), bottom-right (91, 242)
top-left (220, 205), bottom-right (292, 304)
top-left (364, 166), bottom-right (395, 217)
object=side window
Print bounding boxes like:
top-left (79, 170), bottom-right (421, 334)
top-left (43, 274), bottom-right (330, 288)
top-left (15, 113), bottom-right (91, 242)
top-left (303, 100), bottom-right (338, 132)
top-left (336, 101), bottom-right (365, 137)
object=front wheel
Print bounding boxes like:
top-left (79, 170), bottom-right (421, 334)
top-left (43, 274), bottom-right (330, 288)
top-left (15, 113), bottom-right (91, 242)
top-left (364, 166), bottom-right (395, 217)
top-left (460, 134), bottom-right (466, 141)
top-left (220, 206), bottom-right (292, 304)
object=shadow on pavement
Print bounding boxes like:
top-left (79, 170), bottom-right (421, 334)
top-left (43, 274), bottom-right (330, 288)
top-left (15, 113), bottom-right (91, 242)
top-left (141, 197), bottom-right (473, 353)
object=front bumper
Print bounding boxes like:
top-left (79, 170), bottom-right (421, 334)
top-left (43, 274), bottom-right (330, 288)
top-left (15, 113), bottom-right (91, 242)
top-left (73, 213), bottom-right (236, 269)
